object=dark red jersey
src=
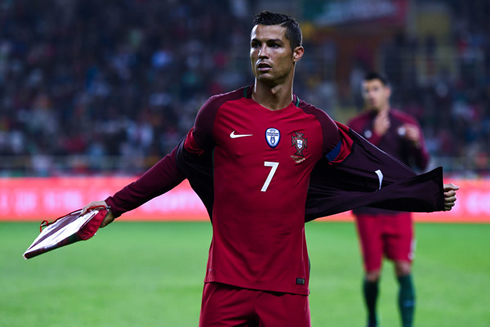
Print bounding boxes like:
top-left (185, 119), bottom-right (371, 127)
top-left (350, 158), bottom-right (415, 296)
top-left (347, 109), bottom-right (429, 170)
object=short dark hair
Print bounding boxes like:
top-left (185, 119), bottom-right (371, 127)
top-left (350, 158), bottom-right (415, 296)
top-left (252, 11), bottom-right (303, 50)
top-left (364, 72), bottom-right (389, 86)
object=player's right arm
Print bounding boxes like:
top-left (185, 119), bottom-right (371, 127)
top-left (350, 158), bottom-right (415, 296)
top-left (80, 144), bottom-right (186, 226)
top-left (80, 95), bottom-right (220, 226)
top-left (184, 94), bottom-right (220, 153)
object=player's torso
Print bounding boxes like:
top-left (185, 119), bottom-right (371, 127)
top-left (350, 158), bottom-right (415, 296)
top-left (204, 96), bottom-right (326, 294)
top-left (358, 111), bottom-right (411, 164)
top-left (211, 97), bottom-right (324, 222)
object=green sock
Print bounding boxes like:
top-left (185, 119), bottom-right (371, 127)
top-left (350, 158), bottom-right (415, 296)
top-left (363, 278), bottom-right (379, 326)
top-left (397, 274), bottom-right (415, 327)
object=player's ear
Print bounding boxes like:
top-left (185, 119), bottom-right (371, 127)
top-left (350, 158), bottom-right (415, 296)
top-left (385, 86), bottom-right (392, 98)
top-left (293, 46), bottom-right (304, 63)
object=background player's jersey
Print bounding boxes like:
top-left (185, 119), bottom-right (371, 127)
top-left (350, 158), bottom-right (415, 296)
top-left (347, 109), bottom-right (430, 215)
top-left (347, 109), bottom-right (429, 169)
top-left (184, 86), bottom-right (340, 295)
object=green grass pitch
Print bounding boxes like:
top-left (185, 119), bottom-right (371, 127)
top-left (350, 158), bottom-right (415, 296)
top-left (1, 221), bottom-right (489, 326)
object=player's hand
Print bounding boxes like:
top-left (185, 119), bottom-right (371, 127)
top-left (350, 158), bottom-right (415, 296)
top-left (81, 200), bottom-right (115, 228)
top-left (401, 123), bottom-right (421, 148)
top-left (373, 110), bottom-right (390, 136)
top-left (443, 183), bottom-right (459, 211)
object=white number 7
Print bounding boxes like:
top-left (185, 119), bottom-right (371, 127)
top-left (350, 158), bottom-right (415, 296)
top-left (261, 161), bottom-right (279, 192)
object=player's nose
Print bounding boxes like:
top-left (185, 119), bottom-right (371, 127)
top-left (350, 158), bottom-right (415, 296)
top-left (258, 45), bottom-right (269, 58)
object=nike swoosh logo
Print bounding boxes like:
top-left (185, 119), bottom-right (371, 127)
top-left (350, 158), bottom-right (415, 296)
top-left (375, 169), bottom-right (383, 190)
top-left (230, 131), bottom-right (253, 138)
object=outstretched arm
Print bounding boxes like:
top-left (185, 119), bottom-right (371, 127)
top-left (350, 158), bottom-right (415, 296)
top-left (80, 144), bottom-right (185, 227)
top-left (443, 183), bottom-right (459, 211)
top-left (306, 123), bottom-right (459, 221)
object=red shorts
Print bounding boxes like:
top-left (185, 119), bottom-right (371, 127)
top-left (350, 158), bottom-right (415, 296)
top-left (355, 212), bottom-right (415, 272)
top-left (199, 282), bottom-right (311, 327)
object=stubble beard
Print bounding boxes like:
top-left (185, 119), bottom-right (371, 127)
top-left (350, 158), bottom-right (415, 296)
top-left (255, 68), bottom-right (291, 88)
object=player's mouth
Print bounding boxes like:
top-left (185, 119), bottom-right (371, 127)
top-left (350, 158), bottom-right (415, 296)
top-left (256, 62), bottom-right (272, 72)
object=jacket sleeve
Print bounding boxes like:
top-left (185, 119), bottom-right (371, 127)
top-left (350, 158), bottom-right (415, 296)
top-left (305, 123), bottom-right (445, 222)
top-left (105, 145), bottom-right (186, 218)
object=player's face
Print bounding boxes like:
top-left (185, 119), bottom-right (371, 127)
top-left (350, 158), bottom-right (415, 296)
top-left (250, 24), bottom-right (303, 85)
top-left (362, 79), bottom-right (391, 112)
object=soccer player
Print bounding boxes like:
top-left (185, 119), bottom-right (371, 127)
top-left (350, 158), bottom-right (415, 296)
top-left (82, 12), bottom-right (458, 326)
top-left (347, 72), bottom-right (429, 327)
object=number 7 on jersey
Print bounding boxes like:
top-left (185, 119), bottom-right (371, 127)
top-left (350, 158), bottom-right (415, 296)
top-left (261, 161), bottom-right (279, 192)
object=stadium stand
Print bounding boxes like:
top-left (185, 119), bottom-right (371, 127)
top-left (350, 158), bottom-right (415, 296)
top-left (0, 0), bottom-right (488, 176)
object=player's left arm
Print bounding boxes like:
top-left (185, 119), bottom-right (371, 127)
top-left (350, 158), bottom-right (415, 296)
top-left (400, 117), bottom-right (430, 170)
top-left (402, 123), bottom-right (421, 146)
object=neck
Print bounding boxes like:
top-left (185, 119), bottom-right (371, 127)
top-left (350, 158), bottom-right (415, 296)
top-left (373, 105), bottom-right (390, 114)
top-left (252, 80), bottom-right (294, 111)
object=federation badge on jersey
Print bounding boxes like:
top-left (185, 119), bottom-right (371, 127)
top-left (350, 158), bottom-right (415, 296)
top-left (265, 128), bottom-right (280, 148)
top-left (291, 132), bottom-right (307, 156)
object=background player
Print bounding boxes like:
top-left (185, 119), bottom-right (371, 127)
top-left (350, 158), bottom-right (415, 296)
top-left (347, 72), bottom-right (430, 327)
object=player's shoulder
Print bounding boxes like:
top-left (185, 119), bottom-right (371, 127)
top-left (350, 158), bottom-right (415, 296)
top-left (203, 85), bottom-right (249, 109)
top-left (390, 108), bottom-right (419, 124)
top-left (296, 97), bottom-right (335, 125)
top-left (351, 110), bottom-right (372, 119)
top-left (296, 97), bottom-right (340, 149)
top-left (195, 86), bottom-right (249, 128)
top-left (346, 110), bottom-right (372, 126)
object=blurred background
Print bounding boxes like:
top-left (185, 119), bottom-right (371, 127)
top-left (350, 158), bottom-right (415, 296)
top-left (0, 0), bottom-right (488, 178)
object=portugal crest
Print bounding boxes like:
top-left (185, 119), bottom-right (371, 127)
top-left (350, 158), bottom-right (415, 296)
top-left (291, 132), bottom-right (307, 156)
top-left (265, 128), bottom-right (280, 148)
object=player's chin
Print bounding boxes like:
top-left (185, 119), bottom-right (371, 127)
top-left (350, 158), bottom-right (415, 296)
top-left (256, 71), bottom-right (271, 78)
top-left (255, 73), bottom-right (277, 84)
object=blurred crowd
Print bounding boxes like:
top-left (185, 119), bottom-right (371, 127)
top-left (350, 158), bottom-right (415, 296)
top-left (0, 0), bottom-right (489, 176)
top-left (0, 0), bottom-right (255, 175)
top-left (378, 1), bottom-right (490, 175)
